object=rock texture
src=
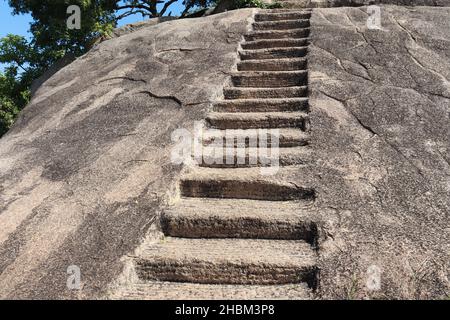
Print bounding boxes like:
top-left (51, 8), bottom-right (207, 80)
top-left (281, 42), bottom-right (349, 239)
top-left (0, 9), bottom-right (254, 299)
top-left (277, 0), bottom-right (450, 8)
top-left (309, 5), bottom-right (450, 299)
top-left (0, 4), bottom-right (449, 300)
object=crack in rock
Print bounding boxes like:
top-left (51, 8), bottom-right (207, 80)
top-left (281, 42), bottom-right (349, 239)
top-left (98, 76), bottom-right (147, 84)
top-left (156, 47), bottom-right (207, 54)
top-left (138, 90), bottom-right (183, 107)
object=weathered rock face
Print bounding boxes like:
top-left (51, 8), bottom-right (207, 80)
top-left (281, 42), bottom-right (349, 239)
top-left (324, 0), bottom-right (450, 6)
top-left (0, 4), bottom-right (449, 300)
top-left (309, 5), bottom-right (450, 299)
top-left (0, 9), bottom-right (254, 299)
top-left (276, 0), bottom-right (450, 8)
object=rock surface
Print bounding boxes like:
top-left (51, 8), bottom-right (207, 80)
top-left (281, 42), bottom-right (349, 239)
top-left (309, 5), bottom-right (450, 299)
top-left (0, 5), bottom-right (449, 300)
top-left (0, 9), bottom-right (254, 299)
top-left (278, 0), bottom-right (450, 7)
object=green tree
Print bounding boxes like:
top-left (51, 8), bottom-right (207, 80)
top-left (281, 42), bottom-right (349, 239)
top-left (0, 71), bottom-right (27, 136)
top-left (7, 0), bottom-right (212, 59)
top-left (0, 35), bottom-right (35, 136)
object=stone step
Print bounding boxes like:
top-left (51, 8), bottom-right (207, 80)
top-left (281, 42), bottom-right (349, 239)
top-left (241, 38), bottom-right (308, 50)
top-left (240, 47), bottom-right (307, 60)
top-left (237, 57), bottom-right (307, 72)
top-left (255, 12), bottom-right (311, 22)
top-left (253, 19), bottom-right (310, 31)
top-left (231, 71), bottom-right (308, 87)
top-left (224, 86), bottom-right (308, 99)
top-left (280, 0), bottom-right (329, 9)
top-left (206, 111), bottom-right (309, 130)
top-left (263, 8), bottom-right (313, 13)
top-left (244, 28), bottom-right (310, 41)
top-left (198, 146), bottom-right (311, 168)
top-left (110, 281), bottom-right (313, 300)
top-left (180, 167), bottom-right (315, 201)
top-left (135, 238), bottom-right (318, 285)
top-left (203, 128), bottom-right (309, 147)
top-left (162, 198), bottom-right (318, 242)
top-left (213, 98), bottom-right (308, 113)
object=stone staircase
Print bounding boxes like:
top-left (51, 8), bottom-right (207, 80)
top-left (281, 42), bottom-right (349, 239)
top-left (112, 9), bottom-right (320, 300)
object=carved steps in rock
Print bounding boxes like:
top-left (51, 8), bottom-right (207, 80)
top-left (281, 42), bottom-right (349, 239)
top-left (199, 146), bottom-right (311, 168)
top-left (135, 238), bottom-right (318, 285)
top-left (255, 12), bottom-right (311, 21)
top-left (121, 8), bottom-right (318, 299)
top-left (240, 47), bottom-right (307, 60)
top-left (206, 111), bottom-right (309, 130)
top-left (264, 8), bottom-right (313, 13)
top-left (244, 29), bottom-right (310, 41)
top-left (253, 19), bottom-right (310, 31)
top-left (241, 38), bottom-right (308, 50)
top-left (162, 198), bottom-right (318, 242)
top-left (238, 57), bottom-right (307, 71)
top-left (180, 167), bottom-right (315, 201)
top-left (223, 86), bottom-right (308, 99)
top-left (276, 0), bottom-right (328, 9)
top-left (202, 128), bottom-right (310, 147)
top-left (213, 98), bottom-right (309, 113)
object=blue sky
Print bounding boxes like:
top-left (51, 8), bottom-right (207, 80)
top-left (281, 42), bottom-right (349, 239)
top-left (0, 1), bottom-right (33, 40)
top-left (0, 0), bottom-right (185, 72)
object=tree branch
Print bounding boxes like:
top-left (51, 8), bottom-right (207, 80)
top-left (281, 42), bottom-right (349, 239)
top-left (116, 4), bottom-right (153, 12)
top-left (116, 8), bottom-right (151, 21)
top-left (181, 1), bottom-right (195, 17)
top-left (160, 0), bottom-right (178, 17)
top-left (14, 60), bottom-right (28, 73)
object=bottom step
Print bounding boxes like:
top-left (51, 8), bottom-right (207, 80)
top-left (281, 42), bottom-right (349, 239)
top-left (110, 281), bottom-right (313, 300)
top-left (135, 238), bottom-right (318, 286)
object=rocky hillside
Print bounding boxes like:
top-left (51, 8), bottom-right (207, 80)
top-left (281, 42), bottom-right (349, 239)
top-left (308, 5), bottom-right (450, 299)
top-left (0, 4), bottom-right (449, 299)
top-left (0, 9), bottom-right (254, 299)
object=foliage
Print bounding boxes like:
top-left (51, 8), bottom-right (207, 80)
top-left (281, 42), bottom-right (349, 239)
top-left (0, 70), bottom-right (30, 136)
top-left (0, 34), bottom-right (35, 136)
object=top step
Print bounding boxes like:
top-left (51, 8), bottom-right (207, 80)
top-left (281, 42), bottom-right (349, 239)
top-left (263, 9), bottom-right (313, 13)
top-left (255, 12), bottom-right (311, 22)
top-left (253, 20), bottom-right (310, 31)
top-left (278, 1), bottom-right (329, 9)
